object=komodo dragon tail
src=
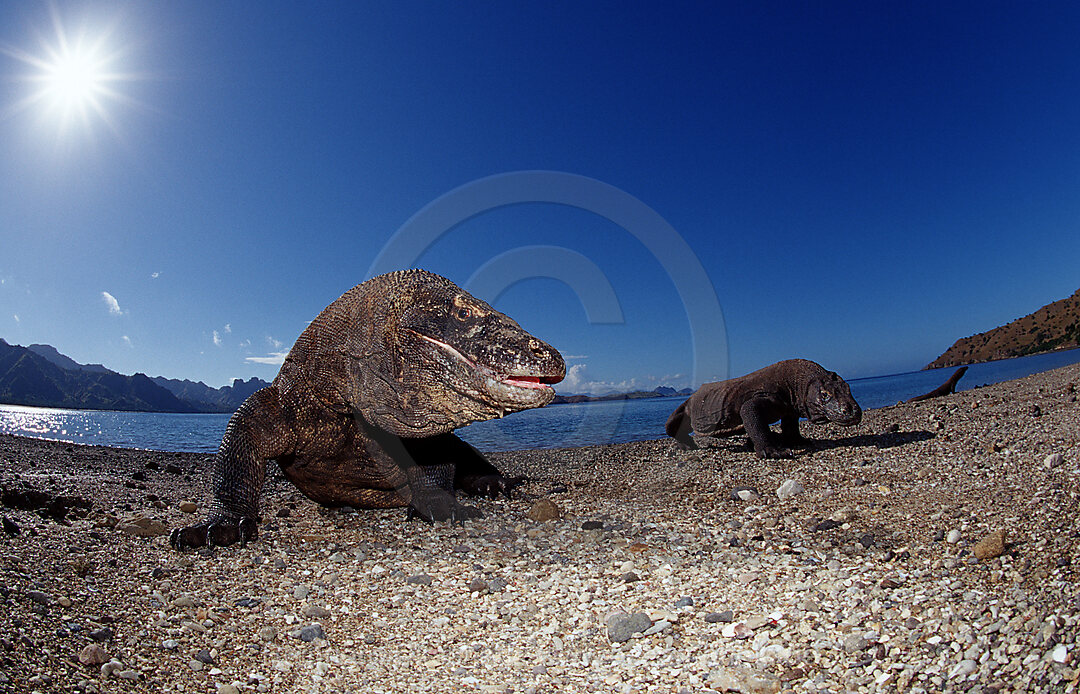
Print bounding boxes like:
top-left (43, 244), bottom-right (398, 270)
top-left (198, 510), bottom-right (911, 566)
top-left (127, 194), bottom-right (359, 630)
top-left (665, 399), bottom-right (698, 450)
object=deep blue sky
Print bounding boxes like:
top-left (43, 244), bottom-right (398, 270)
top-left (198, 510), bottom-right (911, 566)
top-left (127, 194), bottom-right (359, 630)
top-left (1, 2), bottom-right (1078, 393)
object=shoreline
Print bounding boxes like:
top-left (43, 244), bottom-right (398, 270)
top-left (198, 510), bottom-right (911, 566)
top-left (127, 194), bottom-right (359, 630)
top-left (0, 364), bottom-right (1078, 692)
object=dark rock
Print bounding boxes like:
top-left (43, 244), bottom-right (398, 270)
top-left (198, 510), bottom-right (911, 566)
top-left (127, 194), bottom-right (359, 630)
top-left (812, 519), bottom-right (841, 532)
top-left (674, 597), bottom-right (694, 608)
top-left (607, 612), bottom-right (652, 642)
top-left (932, 529), bottom-right (945, 542)
top-left (489, 577), bottom-right (508, 592)
top-left (1029, 404), bottom-right (1042, 417)
top-left (705, 610), bottom-right (734, 623)
top-left (1, 517), bottom-right (18, 535)
top-left (581, 520), bottom-right (604, 531)
top-left (276, 508), bottom-right (291, 518)
top-left (406, 574), bottom-right (433, 586)
top-left (858, 534), bottom-right (875, 548)
top-left (233, 597), bottom-right (261, 608)
top-left (88, 627), bottom-right (113, 642)
top-left (194, 649), bottom-right (214, 664)
top-left (620, 572), bottom-right (640, 583)
top-left (467, 579), bottom-right (489, 594)
top-left (299, 624), bottom-right (325, 642)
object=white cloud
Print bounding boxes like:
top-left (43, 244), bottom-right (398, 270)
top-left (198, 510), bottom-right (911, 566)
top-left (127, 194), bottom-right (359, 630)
top-left (238, 339), bottom-right (251, 348)
top-left (102, 291), bottom-right (122, 315)
top-left (267, 335), bottom-right (283, 350)
top-left (561, 354), bottom-right (588, 360)
top-left (151, 272), bottom-right (160, 279)
top-left (224, 323), bottom-right (232, 333)
top-left (12, 314), bottom-right (19, 323)
top-left (559, 362), bottom-right (645, 395)
top-left (122, 335), bottom-right (132, 347)
top-left (245, 352), bottom-right (287, 366)
top-left (212, 330), bottom-right (222, 347)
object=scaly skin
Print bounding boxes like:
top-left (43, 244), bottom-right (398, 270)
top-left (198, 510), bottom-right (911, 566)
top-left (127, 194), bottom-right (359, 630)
top-left (171, 270), bottom-right (564, 550)
top-left (665, 359), bottom-right (861, 458)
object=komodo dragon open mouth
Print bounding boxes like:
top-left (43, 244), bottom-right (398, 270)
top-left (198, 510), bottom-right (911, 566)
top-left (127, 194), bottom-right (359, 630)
top-left (405, 329), bottom-right (562, 396)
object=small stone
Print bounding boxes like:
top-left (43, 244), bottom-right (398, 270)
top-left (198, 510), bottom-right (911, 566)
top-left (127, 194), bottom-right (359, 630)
top-left (467, 578), bottom-right (489, 594)
top-left (1051, 644), bottom-right (1069, 663)
top-left (78, 643), bottom-right (108, 666)
top-left (581, 520), bottom-right (604, 530)
top-left (842, 633), bottom-right (868, 653)
top-left (117, 670), bottom-right (139, 681)
top-left (299, 624), bottom-right (325, 642)
top-left (606, 612), bottom-right (652, 642)
top-left (674, 597), bottom-right (694, 608)
top-left (89, 627), bottom-right (113, 642)
top-left (293, 585), bottom-right (311, 600)
top-left (730, 487), bottom-right (760, 502)
top-left (178, 502), bottom-right (198, 514)
top-left (526, 499), bottom-right (562, 522)
top-left (194, 650), bottom-right (214, 665)
top-left (1045, 453), bottom-right (1065, 469)
top-left (218, 686), bottom-right (241, 694)
top-left (721, 622), bottom-right (752, 639)
top-left (302, 604), bottom-right (331, 619)
top-left (705, 610), bottom-right (734, 623)
top-left (973, 529), bottom-right (1006, 560)
top-left (258, 626), bottom-right (277, 642)
top-left (776, 479), bottom-right (805, 500)
top-left (26, 590), bottom-right (50, 605)
top-left (932, 529), bottom-right (945, 542)
top-left (406, 573), bottom-right (433, 586)
top-left (620, 571), bottom-right (640, 583)
top-left (946, 529), bottom-right (962, 544)
top-left (709, 666), bottom-right (780, 694)
top-left (948, 659), bottom-right (978, 678)
top-left (171, 595), bottom-right (196, 608)
top-left (117, 516), bottom-right (168, 537)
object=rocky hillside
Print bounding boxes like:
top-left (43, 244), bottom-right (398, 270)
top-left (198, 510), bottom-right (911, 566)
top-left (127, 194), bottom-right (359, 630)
top-left (0, 339), bottom-right (269, 412)
top-left (927, 287), bottom-right (1080, 369)
top-left (0, 339), bottom-right (196, 412)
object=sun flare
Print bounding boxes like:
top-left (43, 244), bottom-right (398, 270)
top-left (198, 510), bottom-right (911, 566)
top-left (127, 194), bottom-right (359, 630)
top-left (2, 6), bottom-right (137, 139)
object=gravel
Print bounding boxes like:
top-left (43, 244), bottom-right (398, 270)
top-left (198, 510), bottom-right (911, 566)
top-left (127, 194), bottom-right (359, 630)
top-left (1, 363), bottom-right (1079, 692)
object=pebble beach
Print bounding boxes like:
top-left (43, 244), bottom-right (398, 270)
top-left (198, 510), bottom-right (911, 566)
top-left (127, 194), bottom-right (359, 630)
top-left (1, 364), bottom-right (1078, 694)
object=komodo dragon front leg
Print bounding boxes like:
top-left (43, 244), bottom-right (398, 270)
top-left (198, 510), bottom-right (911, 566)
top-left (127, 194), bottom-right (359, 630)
top-left (170, 388), bottom-right (295, 549)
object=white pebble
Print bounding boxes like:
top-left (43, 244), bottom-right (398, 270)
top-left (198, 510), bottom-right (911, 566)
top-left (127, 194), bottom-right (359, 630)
top-left (776, 479), bottom-right (805, 499)
top-left (946, 530), bottom-right (962, 544)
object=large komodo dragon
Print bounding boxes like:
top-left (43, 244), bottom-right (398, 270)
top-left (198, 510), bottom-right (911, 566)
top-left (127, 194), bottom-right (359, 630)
top-left (665, 359), bottom-right (862, 458)
top-left (171, 269), bottom-right (565, 550)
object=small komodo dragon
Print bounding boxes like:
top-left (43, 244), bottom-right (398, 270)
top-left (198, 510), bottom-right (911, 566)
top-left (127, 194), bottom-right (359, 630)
top-left (665, 359), bottom-right (862, 458)
top-left (171, 269), bottom-right (565, 550)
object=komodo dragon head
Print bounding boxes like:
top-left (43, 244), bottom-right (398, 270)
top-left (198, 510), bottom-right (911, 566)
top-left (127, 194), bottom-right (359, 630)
top-left (330, 270), bottom-right (565, 437)
top-left (802, 369), bottom-right (862, 426)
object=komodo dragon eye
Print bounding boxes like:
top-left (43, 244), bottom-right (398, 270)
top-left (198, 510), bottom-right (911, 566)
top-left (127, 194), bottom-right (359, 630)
top-left (456, 307), bottom-right (472, 321)
top-left (820, 389), bottom-right (831, 401)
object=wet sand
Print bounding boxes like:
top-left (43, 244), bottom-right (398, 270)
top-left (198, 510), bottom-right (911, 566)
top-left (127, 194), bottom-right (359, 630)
top-left (0, 364), bottom-right (1078, 693)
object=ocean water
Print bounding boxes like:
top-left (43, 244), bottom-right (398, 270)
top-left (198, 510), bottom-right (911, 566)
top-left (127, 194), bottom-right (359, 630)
top-left (2, 348), bottom-right (1078, 454)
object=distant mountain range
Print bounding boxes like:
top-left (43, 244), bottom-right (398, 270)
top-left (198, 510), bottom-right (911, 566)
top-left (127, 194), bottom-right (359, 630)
top-left (551, 385), bottom-right (692, 404)
top-left (927, 287), bottom-right (1080, 369)
top-left (0, 339), bottom-right (269, 413)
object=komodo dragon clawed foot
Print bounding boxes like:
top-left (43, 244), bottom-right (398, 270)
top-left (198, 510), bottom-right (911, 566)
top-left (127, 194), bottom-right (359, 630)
top-left (406, 490), bottom-right (483, 525)
top-left (170, 516), bottom-right (258, 550)
top-left (458, 474), bottom-right (528, 500)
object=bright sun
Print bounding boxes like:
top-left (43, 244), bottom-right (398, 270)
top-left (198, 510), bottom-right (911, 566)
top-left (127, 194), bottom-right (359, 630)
top-left (2, 6), bottom-right (134, 138)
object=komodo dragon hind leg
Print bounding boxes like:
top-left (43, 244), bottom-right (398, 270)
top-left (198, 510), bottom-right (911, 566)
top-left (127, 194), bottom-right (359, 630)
top-left (170, 388), bottom-right (294, 550)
